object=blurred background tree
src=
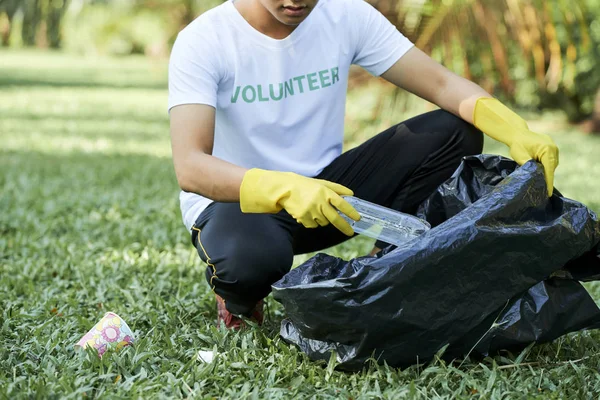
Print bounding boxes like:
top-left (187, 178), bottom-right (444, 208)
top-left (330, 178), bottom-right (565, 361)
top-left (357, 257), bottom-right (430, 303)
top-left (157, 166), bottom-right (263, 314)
top-left (0, 0), bottom-right (69, 48)
top-left (372, 0), bottom-right (600, 131)
top-left (0, 0), bottom-right (598, 131)
top-left (0, 0), bottom-right (20, 46)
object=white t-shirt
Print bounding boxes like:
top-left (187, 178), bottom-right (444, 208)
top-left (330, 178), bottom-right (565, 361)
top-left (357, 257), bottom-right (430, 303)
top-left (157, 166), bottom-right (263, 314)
top-left (168, 0), bottom-right (414, 230)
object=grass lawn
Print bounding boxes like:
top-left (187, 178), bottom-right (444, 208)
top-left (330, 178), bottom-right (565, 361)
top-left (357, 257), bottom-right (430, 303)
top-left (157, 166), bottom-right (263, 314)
top-left (2, 49), bottom-right (600, 399)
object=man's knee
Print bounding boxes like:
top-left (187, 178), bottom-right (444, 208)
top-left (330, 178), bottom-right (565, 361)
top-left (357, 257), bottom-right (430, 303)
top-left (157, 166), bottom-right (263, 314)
top-left (220, 238), bottom-right (293, 286)
top-left (401, 109), bottom-right (483, 156)
top-left (436, 110), bottom-right (484, 155)
top-left (205, 235), bottom-right (293, 314)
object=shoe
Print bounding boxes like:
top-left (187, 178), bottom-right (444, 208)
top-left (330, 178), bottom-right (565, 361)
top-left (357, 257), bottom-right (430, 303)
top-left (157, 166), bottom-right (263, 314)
top-left (215, 294), bottom-right (264, 329)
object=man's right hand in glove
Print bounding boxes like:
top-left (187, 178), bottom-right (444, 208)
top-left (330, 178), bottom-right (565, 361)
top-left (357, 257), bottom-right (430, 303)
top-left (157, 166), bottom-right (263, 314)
top-left (170, 105), bottom-right (359, 236)
top-left (239, 168), bottom-right (361, 236)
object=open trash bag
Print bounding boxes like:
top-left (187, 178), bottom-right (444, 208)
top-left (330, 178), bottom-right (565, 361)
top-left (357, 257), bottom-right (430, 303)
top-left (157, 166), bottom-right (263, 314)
top-left (272, 155), bottom-right (600, 371)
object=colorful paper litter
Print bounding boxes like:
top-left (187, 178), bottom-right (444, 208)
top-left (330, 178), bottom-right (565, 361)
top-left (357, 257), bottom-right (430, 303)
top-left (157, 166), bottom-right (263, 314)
top-left (76, 312), bottom-right (135, 357)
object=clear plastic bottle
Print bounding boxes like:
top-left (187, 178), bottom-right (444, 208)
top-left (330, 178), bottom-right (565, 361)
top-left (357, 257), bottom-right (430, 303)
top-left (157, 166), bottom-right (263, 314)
top-left (339, 196), bottom-right (431, 246)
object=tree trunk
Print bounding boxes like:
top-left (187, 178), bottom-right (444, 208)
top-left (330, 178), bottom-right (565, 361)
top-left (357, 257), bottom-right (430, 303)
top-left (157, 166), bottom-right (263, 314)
top-left (1, 0), bottom-right (20, 46)
top-left (180, 0), bottom-right (195, 28)
top-left (46, 0), bottom-right (69, 49)
top-left (580, 88), bottom-right (600, 134)
top-left (1, 14), bottom-right (10, 46)
top-left (591, 89), bottom-right (600, 134)
top-left (21, 0), bottom-right (41, 46)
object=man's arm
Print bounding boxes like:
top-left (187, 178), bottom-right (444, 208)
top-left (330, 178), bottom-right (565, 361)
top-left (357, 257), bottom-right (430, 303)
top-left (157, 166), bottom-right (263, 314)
top-left (169, 104), bottom-right (247, 202)
top-left (380, 46), bottom-right (559, 196)
top-left (169, 103), bottom-right (360, 234)
top-left (167, 29), bottom-right (359, 233)
top-left (380, 46), bottom-right (489, 123)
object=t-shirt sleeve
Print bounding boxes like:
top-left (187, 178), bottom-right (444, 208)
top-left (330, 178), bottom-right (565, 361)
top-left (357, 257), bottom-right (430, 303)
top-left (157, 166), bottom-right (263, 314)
top-left (350, 0), bottom-right (414, 77)
top-left (168, 28), bottom-right (221, 112)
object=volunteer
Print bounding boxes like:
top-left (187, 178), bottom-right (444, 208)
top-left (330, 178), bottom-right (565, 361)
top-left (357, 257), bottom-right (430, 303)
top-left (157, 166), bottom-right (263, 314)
top-left (168, 0), bottom-right (559, 328)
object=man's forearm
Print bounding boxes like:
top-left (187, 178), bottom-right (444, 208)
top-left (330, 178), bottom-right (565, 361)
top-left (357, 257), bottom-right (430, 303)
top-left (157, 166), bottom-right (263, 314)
top-left (169, 104), bottom-right (247, 202)
top-left (174, 152), bottom-right (247, 202)
top-left (381, 47), bottom-right (491, 125)
top-left (433, 71), bottom-right (491, 125)
top-left (382, 46), bottom-right (558, 196)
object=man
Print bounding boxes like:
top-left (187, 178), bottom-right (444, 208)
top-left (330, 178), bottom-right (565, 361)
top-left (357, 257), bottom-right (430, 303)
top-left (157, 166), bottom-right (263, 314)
top-left (168, 0), bottom-right (559, 329)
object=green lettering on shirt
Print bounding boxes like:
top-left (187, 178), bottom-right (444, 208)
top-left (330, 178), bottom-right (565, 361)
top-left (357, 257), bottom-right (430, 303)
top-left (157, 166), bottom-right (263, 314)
top-left (307, 73), bottom-right (319, 91)
top-left (242, 85), bottom-right (256, 103)
top-left (257, 84), bottom-right (269, 102)
top-left (284, 79), bottom-right (295, 98)
top-left (232, 66), bottom-right (340, 104)
top-left (231, 86), bottom-right (241, 103)
top-left (319, 69), bottom-right (331, 88)
top-left (331, 67), bottom-right (339, 85)
top-left (293, 75), bottom-right (307, 94)
top-left (269, 83), bottom-right (284, 101)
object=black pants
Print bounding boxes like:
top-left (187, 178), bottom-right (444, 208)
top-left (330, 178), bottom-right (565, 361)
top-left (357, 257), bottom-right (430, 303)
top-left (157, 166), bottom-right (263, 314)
top-left (191, 110), bottom-right (484, 316)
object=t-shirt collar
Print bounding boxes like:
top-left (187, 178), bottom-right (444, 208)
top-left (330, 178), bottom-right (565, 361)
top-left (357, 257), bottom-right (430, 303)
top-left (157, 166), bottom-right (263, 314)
top-left (225, 0), bottom-right (319, 48)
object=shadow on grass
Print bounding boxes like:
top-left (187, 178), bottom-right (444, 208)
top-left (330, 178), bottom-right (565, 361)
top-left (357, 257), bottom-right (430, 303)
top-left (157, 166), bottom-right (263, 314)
top-left (0, 149), bottom-right (182, 241)
top-left (2, 110), bottom-right (169, 126)
top-left (0, 68), bottom-right (167, 90)
top-left (0, 148), bottom-right (177, 190)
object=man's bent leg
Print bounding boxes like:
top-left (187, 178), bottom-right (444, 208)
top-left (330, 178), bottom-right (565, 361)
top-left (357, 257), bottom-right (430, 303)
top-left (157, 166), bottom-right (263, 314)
top-left (293, 110), bottom-right (484, 253)
top-left (191, 202), bottom-right (295, 316)
top-left (377, 110), bottom-right (484, 215)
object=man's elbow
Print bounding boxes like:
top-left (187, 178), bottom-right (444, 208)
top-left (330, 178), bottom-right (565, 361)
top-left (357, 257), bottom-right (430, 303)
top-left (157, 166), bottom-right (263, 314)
top-left (177, 177), bottom-right (194, 193)
top-left (176, 173), bottom-right (197, 193)
top-left (173, 160), bottom-right (195, 193)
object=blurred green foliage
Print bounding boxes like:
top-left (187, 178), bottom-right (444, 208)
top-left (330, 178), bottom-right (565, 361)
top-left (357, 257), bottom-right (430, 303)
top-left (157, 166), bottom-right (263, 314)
top-left (62, 4), bottom-right (169, 56)
top-left (377, 0), bottom-right (600, 124)
top-left (1, 0), bottom-right (599, 125)
top-left (0, 0), bottom-right (69, 48)
top-left (508, 1), bottom-right (600, 123)
top-left (539, 11), bottom-right (600, 123)
top-left (0, 0), bottom-right (224, 55)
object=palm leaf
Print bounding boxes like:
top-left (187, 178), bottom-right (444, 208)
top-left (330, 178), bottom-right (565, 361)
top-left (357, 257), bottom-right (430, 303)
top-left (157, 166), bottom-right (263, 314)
top-left (370, 0), bottom-right (590, 97)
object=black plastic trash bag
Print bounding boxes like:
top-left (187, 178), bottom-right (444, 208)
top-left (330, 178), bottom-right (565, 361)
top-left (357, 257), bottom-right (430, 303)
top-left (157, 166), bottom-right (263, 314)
top-left (272, 155), bottom-right (600, 371)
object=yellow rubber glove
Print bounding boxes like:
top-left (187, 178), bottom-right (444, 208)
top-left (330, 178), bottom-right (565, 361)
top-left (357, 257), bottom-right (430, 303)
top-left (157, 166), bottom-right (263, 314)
top-left (473, 98), bottom-right (559, 196)
top-left (239, 169), bottom-right (361, 236)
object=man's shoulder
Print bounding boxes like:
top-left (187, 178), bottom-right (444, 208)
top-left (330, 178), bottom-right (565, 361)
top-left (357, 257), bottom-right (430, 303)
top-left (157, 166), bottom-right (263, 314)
top-left (318, 0), bottom-right (367, 11)
top-left (178, 2), bottom-right (230, 39)
top-left (316, 0), bottom-right (370, 24)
